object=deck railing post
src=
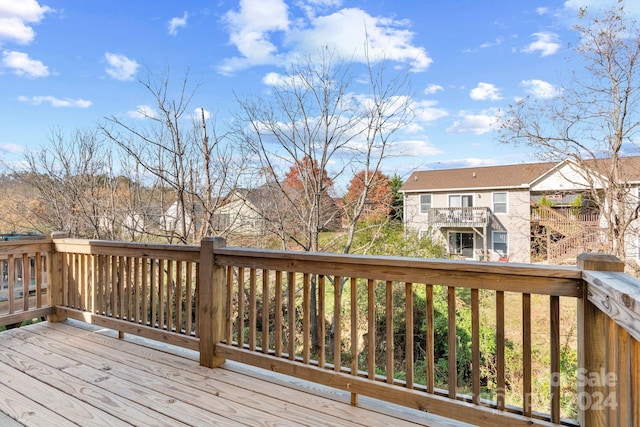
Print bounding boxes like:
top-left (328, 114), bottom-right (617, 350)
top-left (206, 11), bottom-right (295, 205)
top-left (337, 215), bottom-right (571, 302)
top-left (577, 252), bottom-right (624, 427)
top-left (47, 232), bottom-right (69, 323)
top-left (199, 236), bottom-right (227, 368)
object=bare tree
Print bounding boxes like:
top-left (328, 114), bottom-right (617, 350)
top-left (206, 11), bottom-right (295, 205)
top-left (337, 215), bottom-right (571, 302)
top-left (499, 2), bottom-right (640, 261)
top-left (17, 128), bottom-right (119, 239)
top-left (233, 48), bottom-right (414, 350)
top-left (101, 70), bottom-right (246, 244)
top-left (233, 49), bottom-right (413, 253)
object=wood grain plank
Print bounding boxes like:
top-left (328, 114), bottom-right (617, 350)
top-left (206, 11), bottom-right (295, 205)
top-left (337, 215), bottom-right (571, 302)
top-left (24, 322), bottom-right (382, 427)
top-left (0, 382), bottom-right (92, 427)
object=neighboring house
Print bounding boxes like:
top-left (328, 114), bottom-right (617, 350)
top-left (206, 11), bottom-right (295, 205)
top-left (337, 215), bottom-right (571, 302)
top-left (214, 187), bottom-right (276, 236)
top-left (216, 185), bottom-right (343, 238)
top-left (400, 157), bottom-right (640, 264)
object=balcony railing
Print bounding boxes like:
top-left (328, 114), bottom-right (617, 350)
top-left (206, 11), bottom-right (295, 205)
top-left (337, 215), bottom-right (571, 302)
top-left (427, 207), bottom-right (490, 227)
top-left (1, 235), bottom-right (638, 426)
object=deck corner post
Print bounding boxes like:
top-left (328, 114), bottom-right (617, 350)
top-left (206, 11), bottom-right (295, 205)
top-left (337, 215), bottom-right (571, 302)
top-left (47, 231), bottom-right (70, 323)
top-left (576, 252), bottom-right (624, 427)
top-left (199, 236), bottom-right (227, 368)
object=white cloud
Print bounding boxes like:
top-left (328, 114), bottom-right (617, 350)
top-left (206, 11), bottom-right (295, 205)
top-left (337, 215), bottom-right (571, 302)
top-left (390, 139), bottom-right (443, 157)
top-left (414, 99), bottom-right (448, 123)
top-left (522, 32), bottom-right (561, 57)
top-left (262, 71), bottom-right (288, 86)
top-left (191, 107), bottom-right (211, 120)
top-left (220, 2), bottom-right (431, 74)
top-left (0, 0), bottom-right (51, 45)
top-left (220, 0), bottom-right (289, 73)
top-left (127, 104), bottom-right (158, 119)
top-left (2, 50), bottom-right (48, 77)
top-left (17, 95), bottom-right (92, 108)
top-left (536, 7), bottom-right (549, 15)
top-left (470, 82), bottom-right (503, 101)
top-left (0, 142), bottom-right (25, 154)
top-left (447, 109), bottom-right (499, 135)
top-left (521, 79), bottom-right (562, 99)
top-left (168, 12), bottom-right (188, 36)
top-left (104, 52), bottom-right (139, 81)
top-left (424, 84), bottom-right (443, 95)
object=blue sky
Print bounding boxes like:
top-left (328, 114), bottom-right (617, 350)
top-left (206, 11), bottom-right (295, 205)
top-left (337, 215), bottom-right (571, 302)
top-left (2, 0), bottom-right (639, 183)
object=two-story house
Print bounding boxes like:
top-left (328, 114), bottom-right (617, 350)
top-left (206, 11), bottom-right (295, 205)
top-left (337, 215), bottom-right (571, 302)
top-left (400, 157), bottom-right (640, 264)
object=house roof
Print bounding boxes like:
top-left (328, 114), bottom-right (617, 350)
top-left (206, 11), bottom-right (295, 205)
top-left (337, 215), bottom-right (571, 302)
top-left (399, 161), bottom-right (557, 192)
top-left (399, 156), bottom-right (640, 193)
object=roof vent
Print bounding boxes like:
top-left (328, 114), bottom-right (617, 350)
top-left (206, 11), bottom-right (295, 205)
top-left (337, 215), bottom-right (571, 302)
top-left (472, 172), bottom-right (476, 178)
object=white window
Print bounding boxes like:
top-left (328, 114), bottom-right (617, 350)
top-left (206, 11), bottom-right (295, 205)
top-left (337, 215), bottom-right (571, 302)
top-left (420, 194), bottom-right (431, 214)
top-left (493, 231), bottom-right (508, 256)
top-left (493, 192), bottom-right (507, 214)
top-left (449, 194), bottom-right (473, 207)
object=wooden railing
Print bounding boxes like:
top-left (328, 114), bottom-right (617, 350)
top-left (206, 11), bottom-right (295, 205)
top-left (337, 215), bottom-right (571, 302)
top-left (0, 238), bottom-right (52, 328)
top-left (1, 236), bottom-right (638, 426)
top-left (547, 230), bottom-right (606, 264)
top-left (49, 238), bottom-right (201, 351)
top-left (428, 207), bottom-right (489, 227)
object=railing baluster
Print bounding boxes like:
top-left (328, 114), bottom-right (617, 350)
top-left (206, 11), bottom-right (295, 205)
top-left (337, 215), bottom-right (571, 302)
top-left (22, 253), bottom-right (29, 312)
top-left (472, 288), bottom-right (480, 405)
top-left (166, 259), bottom-right (174, 332)
top-left (223, 265), bottom-right (231, 342)
top-left (249, 268), bottom-right (256, 351)
top-left (175, 260), bottom-right (183, 333)
top-left (118, 255), bottom-right (125, 319)
top-left (238, 267), bottom-right (245, 349)
top-left (606, 315), bottom-right (618, 426)
top-left (158, 259), bottom-right (165, 328)
top-left (386, 280), bottom-right (394, 384)
top-left (111, 255), bottom-right (117, 318)
top-left (350, 277), bottom-right (358, 375)
top-left (522, 293), bottom-right (532, 417)
top-left (274, 270), bottom-right (282, 357)
top-left (350, 276), bottom-right (358, 404)
top-left (425, 284), bottom-right (435, 394)
top-left (448, 286), bottom-right (457, 398)
top-left (36, 253), bottom-right (43, 308)
top-left (618, 326), bottom-right (630, 426)
top-left (287, 271), bottom-right (295, 360)
top-left (405, 282), bottom-right (414, 389)
top-left (632, 339), bottom-right (639, 425)
top-left (550, 295), bottom-right (560, 423)
top-left (496, 290), bottom-right (505, 410)
top-left (133, 257), bottom-right (140, 324)
top-left (150, 259), bottom-right (157, 327)
top-left (303, 273), bottom-right (310, 364)
top-left (367, 279), bottom-right (375, 380)
top-left (141, 258), bottom-right (148, 326)
top-left (8, 255), bottom-right (14, 313)
top-left (318, 274), bottom-right (325, 368)
top-left (83, 253), bottom-right (90, 312)
top-left (334, 275), bottom-right (342, 372)
top-left (262, 269), bottom-right (269, 354)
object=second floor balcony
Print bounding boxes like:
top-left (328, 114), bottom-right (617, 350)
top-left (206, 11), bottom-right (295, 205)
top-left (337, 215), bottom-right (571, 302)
top-left (427, 207), bottom-right (490, 228)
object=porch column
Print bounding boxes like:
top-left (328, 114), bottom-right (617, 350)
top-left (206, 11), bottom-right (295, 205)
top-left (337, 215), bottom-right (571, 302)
top-left (576, 252), bottom-right (624, 427)
top-left (198, 236), bottom-right (227, 368)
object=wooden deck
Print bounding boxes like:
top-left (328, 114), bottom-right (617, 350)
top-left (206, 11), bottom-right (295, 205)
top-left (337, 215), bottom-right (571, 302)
top-left (0, 321), bottom-right (463, 427)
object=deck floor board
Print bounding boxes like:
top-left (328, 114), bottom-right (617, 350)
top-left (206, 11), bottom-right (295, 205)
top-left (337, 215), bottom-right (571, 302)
top-left (0, 321), bottom-right (449, 426)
